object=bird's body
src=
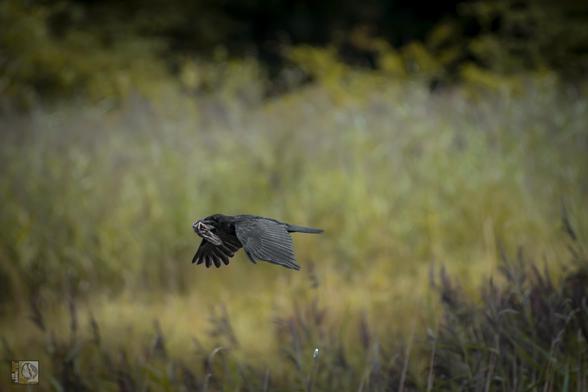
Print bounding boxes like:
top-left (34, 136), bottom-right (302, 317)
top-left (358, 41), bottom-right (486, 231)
top-left (192, 214), bottom-right (322, 270)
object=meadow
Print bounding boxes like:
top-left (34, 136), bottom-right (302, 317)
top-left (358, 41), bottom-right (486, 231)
top-left (1, 66), bottom-right (587, 390)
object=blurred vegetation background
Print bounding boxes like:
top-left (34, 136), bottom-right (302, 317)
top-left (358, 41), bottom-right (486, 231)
top-left (2, 0), bottom-right (588, 107)
top-left (1, 0), bottom-right (588, 390)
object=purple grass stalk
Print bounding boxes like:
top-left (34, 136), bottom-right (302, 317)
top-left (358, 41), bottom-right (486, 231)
top-left (398, 331), bottom-right (413, 392)
top-left (263, 368), bottom-right (271, 392)
top-left (426, 327), bottom-right (437, 392)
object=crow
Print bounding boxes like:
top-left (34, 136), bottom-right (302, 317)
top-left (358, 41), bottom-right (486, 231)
top-left (192, 214), bottom-right (323, 270)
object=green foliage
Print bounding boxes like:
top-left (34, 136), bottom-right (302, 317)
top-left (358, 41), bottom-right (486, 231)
top-left (460, 0), bottom-right (588, 77)
top-left (0, 0), bottom-right (170, 108)
top-left (2, 0), bottom-right (588, 108)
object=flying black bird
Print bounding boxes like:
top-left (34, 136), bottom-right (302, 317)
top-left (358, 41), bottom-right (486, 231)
top-left (192, 214), bottom-right (323, 270)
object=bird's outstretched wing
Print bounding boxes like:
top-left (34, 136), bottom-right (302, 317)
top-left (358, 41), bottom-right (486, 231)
top-left (235, 219), bottom-right (300, 270)
top-left (193, 238), bottom-right (241, 268)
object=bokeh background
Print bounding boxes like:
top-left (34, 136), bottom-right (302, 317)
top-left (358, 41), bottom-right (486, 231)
top-left (1, 0), bottom-right (588, 390)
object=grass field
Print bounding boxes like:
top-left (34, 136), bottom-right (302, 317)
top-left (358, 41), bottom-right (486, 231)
top-left (1, 72), bottom-right (587, 390)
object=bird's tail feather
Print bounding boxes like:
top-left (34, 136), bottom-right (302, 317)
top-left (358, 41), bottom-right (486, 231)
top-left (286, 224), bottom-right (323, 234)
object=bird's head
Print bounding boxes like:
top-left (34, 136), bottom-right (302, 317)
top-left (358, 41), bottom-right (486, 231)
top-left (192, 217), bottom-right (223, 245)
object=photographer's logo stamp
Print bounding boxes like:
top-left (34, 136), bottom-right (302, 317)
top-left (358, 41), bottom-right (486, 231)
top-left (11, 360), bottom-right (39, 384)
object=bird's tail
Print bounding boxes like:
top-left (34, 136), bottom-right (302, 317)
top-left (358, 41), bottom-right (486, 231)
top-left (286, 224), bottom-right (323, 234)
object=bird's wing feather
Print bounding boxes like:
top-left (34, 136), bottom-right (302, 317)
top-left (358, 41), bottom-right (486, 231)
top-left (235, 219), bottom-right (300, 270)
top-left (193, 237), bottom-right (241, 268)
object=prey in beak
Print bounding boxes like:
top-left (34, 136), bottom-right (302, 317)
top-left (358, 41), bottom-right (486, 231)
top-left (192, 220), bottom-right (223, 246)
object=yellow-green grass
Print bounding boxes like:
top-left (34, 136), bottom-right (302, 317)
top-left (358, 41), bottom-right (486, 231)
top-left (0, 73), bottom-right (587, 390)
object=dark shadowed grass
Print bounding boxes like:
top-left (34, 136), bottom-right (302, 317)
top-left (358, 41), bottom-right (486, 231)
top-left (428, 211), bottom-right (588, 390)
